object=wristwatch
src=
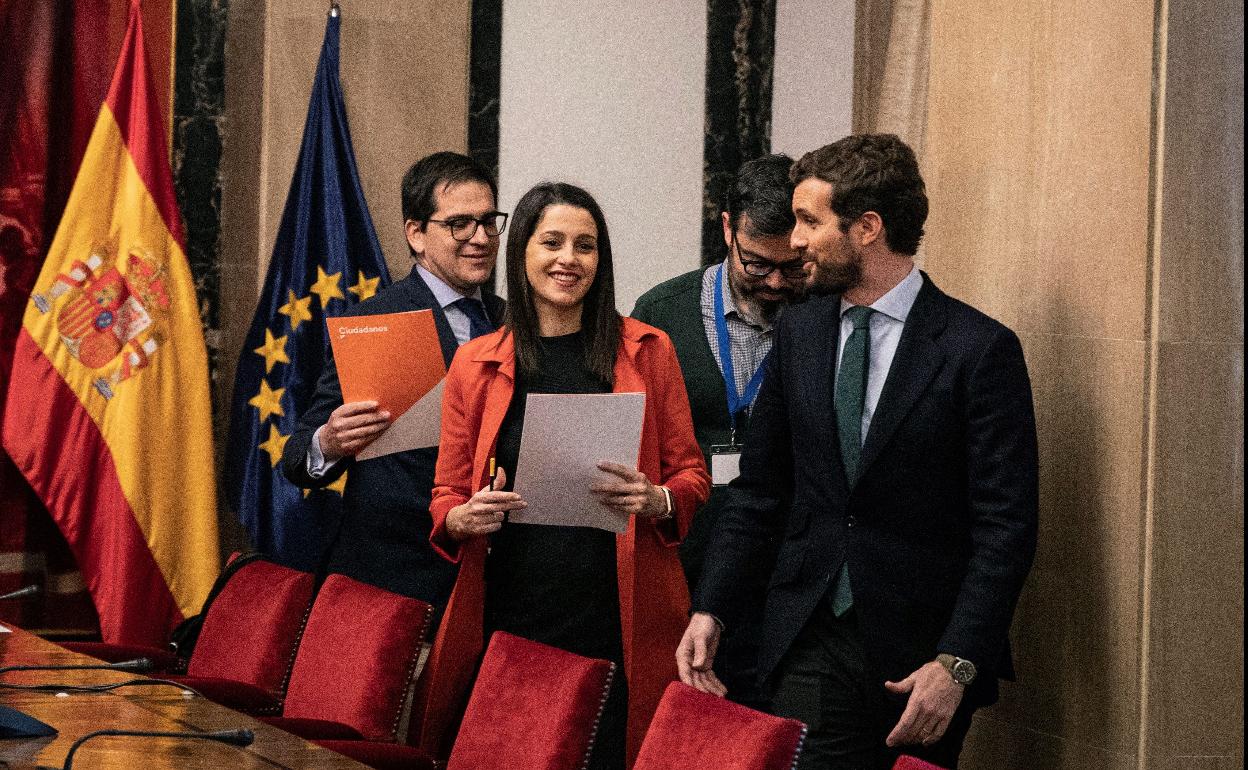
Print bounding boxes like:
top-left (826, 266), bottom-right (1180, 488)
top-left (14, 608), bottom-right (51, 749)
top-left (936, 653), bottom-right (977, 685)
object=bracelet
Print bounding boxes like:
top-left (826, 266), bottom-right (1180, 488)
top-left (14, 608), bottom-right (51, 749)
top-left (657, 486), bottom-right (674, 520)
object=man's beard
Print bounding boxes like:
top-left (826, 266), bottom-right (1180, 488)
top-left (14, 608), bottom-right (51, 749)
top-left (807, 247), bottom-right (864, 297)
top-left (735, 282), bottom-right (801, 324)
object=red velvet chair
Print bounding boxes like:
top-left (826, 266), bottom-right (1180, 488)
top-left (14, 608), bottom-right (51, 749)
top-left (165, 559), bottom-right (317, 713)
top-left (443, 632), bottom-right (615, 770)
top-left (313, 632), bottom-right (615, 770)
top-left (893, 756), bottom-right (949, 770)
top-left (633, 682), bottom-right (807, 770)
top-left (261, 573), bottom-right (434, 742)
top-left (61, 551), bottom-right (256, 673)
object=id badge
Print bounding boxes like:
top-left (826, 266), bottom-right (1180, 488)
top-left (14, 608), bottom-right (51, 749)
top-left (709, 444), bottom-right (742, 486)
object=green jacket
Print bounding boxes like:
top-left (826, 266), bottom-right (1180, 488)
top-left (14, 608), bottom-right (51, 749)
top-left (631, 266), bottom-right (733, 459)
top-left (631, 265), bottom-right (761, 588)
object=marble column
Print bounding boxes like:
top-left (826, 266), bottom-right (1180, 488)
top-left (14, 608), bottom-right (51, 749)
top-left (702, 0), bottom-right (777, 265)
top-left (173, 0), bottom-right (229, 391)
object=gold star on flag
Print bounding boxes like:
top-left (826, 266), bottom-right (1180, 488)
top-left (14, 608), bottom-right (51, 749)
top-left (248, 379), bottom-right (285, 423)
top-left (257, 424), bottom-right (289, 468)
top-left (279, 290), bottom-right (313, 330)
top-left (326, 471), bottom-right (349, 497)
top-left (310, 266), bottom-right (344, 308)
top-left (348, 271), bottom-right (381, 302)
top-left (253, 328), bottom-right (290, 374)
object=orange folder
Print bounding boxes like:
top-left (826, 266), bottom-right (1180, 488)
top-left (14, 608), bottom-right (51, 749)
top-left (327, 309), bottom-right (447, 459)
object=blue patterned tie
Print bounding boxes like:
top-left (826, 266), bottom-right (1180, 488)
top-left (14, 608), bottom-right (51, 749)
top-left (830, 305), bottom-right (874, 617)
top-left (453, 297), bottom-right (494, 340)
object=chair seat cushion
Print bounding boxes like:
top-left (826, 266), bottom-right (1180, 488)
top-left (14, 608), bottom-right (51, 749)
top-left (259, 716), bottom-right (364, 741)
top-left (164, 675), bottom-right (282, 714)
top-left (314, 740), bottom-right (437, 770)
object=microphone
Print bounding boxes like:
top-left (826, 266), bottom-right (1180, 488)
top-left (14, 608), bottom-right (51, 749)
top-left (0, 658), bottom-right (154, 675)
top-left (55, 728), bottom-right (255, 770)
top-left (0, 585), bottom-right (40, 601)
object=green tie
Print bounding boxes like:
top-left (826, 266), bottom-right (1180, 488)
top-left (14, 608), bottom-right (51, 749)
top-left (830, 305), bottom-right (874, 617)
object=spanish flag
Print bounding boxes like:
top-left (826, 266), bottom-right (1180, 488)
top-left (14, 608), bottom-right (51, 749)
top-left (1, 1), bottom-right (218, 644)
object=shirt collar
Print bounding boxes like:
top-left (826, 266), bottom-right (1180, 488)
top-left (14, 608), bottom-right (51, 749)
top-left (416, 263), bottom-right (482, 309)
top-left (840, 263), bottom-right (922, 323)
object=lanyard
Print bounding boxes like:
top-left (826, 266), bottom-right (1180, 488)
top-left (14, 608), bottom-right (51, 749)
top-left (714, 263), bottom-right (768, 440)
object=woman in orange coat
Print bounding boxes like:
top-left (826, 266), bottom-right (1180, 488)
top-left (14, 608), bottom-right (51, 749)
top-left (426, 182), bottom-right (710, 769)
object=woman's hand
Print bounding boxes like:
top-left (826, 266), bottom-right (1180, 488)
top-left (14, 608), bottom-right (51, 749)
top-left (445, 468), bottom-right (526, 541)
top-left (592, 462), bottom-right (669, 518)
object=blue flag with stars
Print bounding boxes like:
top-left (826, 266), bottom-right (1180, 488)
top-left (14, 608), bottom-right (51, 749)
top-left (225, 8), bottom-right (390, 570)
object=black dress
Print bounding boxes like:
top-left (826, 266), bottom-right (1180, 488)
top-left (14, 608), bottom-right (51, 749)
top-left (484, 331), bottom-right (626, 770)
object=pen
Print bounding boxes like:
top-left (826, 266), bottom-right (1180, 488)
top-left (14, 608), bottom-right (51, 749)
top-left (489, 457), bottom-right (509, 525)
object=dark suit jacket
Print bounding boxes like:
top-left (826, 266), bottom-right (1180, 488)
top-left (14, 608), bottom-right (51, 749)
top-left (692, 273), bottom-right (1038, 707)
top-left (281, 266), bottom-right (505, 607)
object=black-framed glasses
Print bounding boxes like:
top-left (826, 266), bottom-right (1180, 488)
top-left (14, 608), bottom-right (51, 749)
top-left (426, 212), bottom-right (509, 242)
top-left (733, 233), bottom-right (808, 279)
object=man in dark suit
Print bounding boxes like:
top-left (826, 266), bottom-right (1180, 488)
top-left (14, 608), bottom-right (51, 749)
top-left (282, 151), bottom-right (506, 608)
top-left (677, 134), bottom-right (1038, 769)
top-left (631, 154), bottom-right (807, 709)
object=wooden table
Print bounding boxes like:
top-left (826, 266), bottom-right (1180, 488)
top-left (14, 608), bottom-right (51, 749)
top-left (0, 624), bottom-right (368, 769)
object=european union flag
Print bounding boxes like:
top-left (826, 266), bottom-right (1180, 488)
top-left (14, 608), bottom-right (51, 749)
top-left (225, 8), bottom-right (390, 570)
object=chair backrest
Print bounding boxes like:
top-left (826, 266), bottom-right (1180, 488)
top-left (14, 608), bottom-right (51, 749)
top-left (281, 573), bottom-right (434, 742)
top-left (445, 632), bottom-right (615, 770)
top-left (893, 756), bottom-right (949, 770)
top-left (185, 558), bottom-right (316, 697)
top-left (633, 682), bottom-right (807, 770)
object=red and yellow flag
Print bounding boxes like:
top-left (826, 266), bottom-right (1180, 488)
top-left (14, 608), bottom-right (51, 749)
top-left (1, 1), bottom-right (218, 645)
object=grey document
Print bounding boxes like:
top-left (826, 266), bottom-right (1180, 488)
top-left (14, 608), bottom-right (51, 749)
top-left (509, 392), bottom-right (646, 533)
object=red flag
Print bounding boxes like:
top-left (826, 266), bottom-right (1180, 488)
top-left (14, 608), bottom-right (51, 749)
top-left (2, 1), bottom-right (218, 645)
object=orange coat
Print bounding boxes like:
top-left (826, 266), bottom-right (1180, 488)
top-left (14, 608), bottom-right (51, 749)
top-left (421, 317), bottom-right (710, 765)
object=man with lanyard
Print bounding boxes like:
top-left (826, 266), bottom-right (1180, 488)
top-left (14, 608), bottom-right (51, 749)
top-left (631, 154), bottom-right (807, 708)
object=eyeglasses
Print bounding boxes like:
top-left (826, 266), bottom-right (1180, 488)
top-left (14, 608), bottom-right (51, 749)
top-left (733, 234), bottom-right (808, 279)
top-left (426, 212), bottom-right (509, 242)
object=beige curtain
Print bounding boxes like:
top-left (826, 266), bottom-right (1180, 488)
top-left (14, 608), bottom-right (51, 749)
top-left (853, 0), bottom-right (930, 160)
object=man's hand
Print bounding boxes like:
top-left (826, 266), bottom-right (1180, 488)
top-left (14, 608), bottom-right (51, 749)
top-left (319, 401), bottom-right (391, 458)
top-left (676, 612), bottom-right (728, 697)
top-left (592, 461), bottom-right (668, 518)
top-left (883, 660), bottom-right (965, 748)
top-left (445, 468), bottom-right (526, 542)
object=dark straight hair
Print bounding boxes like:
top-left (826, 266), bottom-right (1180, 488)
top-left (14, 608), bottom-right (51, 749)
top-left (502, 182), bottom-right (621, 386)
top-left (400, 151), bottom-right (497, 256)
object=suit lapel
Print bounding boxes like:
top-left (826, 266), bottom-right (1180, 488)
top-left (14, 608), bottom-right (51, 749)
top-left (798, 298), bottom-right (847, 486)
top-left (399, 267), bottom-right (461, 366)
top-left (857, 276), bottom-right (948, 479)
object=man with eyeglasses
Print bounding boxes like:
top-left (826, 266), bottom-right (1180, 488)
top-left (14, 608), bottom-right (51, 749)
top-left (631, 153), bottom-right (806, 710)
top-left (283, 151), bottom-right (507, 610)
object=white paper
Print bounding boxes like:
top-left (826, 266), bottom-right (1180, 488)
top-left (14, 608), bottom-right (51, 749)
top-left (0, 624), bottom-right (10, 633)
top-left (711, 452), bottom-right (741, 485)
top-left (509, 392), bottom-right (646, 533)
top-left (357, 378), bottom-right (445, 461)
